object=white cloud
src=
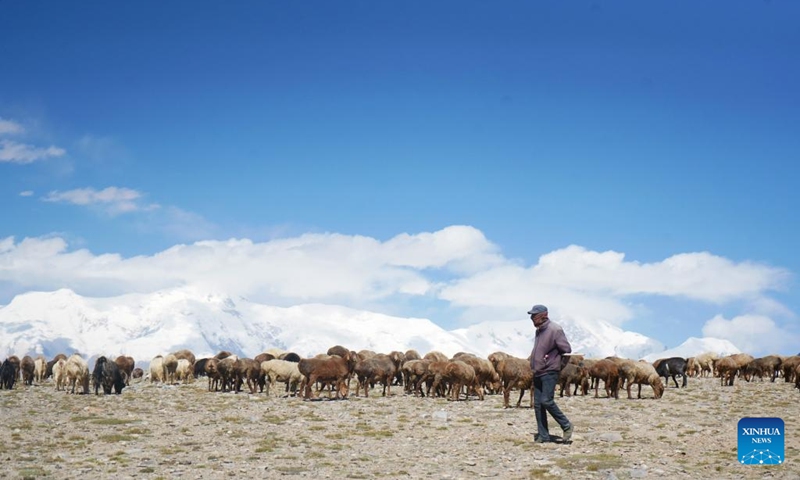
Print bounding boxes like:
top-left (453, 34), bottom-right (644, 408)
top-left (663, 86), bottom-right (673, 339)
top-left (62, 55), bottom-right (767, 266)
top-left (0, 118), bottom-right (24, 135)
top-left (19, 191), bottom-right (34, 197)
top-left (702, 314), bottom-right (800, 355)
top-left (0, 227), bottom-right (793, 355)
top-left (0, 139), bottom-right (66, 164)
top-left (75, 135), bottom-right (129, 163)
top-left (43, 187), bottom-right (144, 215)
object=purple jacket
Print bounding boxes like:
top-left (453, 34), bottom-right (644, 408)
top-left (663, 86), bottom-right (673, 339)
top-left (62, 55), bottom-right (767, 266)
top-left (529, 319), bottom-right (572, 376)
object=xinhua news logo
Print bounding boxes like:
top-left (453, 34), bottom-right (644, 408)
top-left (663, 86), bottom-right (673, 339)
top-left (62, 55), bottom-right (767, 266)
top-left (738, 417), bottom-right (784, 465)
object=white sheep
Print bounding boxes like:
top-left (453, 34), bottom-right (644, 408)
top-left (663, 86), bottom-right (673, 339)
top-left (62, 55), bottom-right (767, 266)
top-left (64, 354), bottom-right (90, 394)
top-left (260, 359), bottom-right (302, 396)
top-left (52, 359), bottom-right (67, 391)
top-left (150, 355), bottom-right (166, 383)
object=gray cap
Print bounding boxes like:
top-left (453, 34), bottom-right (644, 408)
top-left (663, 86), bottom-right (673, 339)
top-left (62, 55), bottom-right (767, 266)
top-left (527, 304), bottom-right (548, 315)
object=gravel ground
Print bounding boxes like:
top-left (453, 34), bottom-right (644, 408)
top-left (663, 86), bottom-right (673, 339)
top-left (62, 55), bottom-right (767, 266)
top-left (1, 375), bottom-right (798, 479)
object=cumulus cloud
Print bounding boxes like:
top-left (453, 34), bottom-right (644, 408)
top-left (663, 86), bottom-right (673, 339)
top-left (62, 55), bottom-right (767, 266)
top-left (702, 314), bottom-right (800, 355)
top-left (0, 227), bottom-right (793, 355)
top-left (0, 139), bottom-right (66, 164)
top-left (43, 187), bottom-right (148, 215)
top-left (0, 118), bottom-right (24, 135)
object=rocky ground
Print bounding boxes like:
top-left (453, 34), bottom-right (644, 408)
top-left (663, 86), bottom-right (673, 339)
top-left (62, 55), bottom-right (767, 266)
top-left (0, 375), bottom-right (798, 480)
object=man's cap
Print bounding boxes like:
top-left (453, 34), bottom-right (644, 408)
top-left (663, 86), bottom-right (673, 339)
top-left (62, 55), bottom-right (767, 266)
top-left (527, 304), bottom-right (548, 315)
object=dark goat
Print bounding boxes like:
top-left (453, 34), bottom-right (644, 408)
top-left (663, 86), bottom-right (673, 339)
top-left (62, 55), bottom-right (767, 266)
top-left (0, 359), bottom-right (16, 390)
top-left (654, 357), bottom-right (688, 388)
top-left (20, 355), bottom-right (35, 386)
top-left (93, 356), bottom-right (125, 394)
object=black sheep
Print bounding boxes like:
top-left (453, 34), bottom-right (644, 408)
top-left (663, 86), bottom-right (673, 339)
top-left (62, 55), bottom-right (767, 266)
top-left (93, 356), bottom-right (126, 395)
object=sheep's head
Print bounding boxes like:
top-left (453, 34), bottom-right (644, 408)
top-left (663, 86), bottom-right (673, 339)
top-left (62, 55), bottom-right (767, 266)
top-left (650, 375), bottom-right (665, 399)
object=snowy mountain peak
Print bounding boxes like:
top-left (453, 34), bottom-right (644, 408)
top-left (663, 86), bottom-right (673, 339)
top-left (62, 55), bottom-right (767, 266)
top-left (0, 288), bottom-right (735, 363)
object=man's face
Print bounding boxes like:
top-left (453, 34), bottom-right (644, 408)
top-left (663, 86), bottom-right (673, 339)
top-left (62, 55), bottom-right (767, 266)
top-left (531, 311), bottom-right (547, 328)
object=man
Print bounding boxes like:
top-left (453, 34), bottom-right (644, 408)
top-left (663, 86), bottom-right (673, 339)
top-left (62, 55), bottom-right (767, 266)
top-left (529, 304), bottom-right (574, 443)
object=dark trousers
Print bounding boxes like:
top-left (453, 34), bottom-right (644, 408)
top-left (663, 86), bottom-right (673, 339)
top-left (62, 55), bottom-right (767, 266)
top-left (533, 371), bottom-right (570, 440)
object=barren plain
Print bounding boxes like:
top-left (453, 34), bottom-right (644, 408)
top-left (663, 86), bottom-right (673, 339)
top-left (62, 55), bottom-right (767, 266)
top-left (0, 375), bottom-right (798, 480)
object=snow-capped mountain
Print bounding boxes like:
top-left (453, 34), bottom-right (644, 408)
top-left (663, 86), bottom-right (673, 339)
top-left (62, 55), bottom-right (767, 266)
top-left (0, 287), bottom-right (735, 362)
top-left (641, 336), bottom-right (741, 362)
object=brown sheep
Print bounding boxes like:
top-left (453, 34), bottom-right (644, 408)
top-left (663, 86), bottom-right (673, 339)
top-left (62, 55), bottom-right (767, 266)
top-left (404, 349), bottom-right (421, 361)
top-left (454, 354), bottom-right (497, 396)
top-left (589, 359), bottom-right (620, 399)
top-left (45, 353), bottom-right (68, 380)
top-left (172, 349), bottom-right (196, 366)
top-left (114, 356), bottom-right (135, 385)
top-left (204, 358), bottom-right (221, 391)
top-left (423, 351), bottom-right (449, 363)
top-left (298, 352), bottom-right (357, 400)
top-left (234, 358), bottom-right (261, 394)
top-left (606, 357), bottom-right (638, 399)
top-left (445, 360), bottom-right (482, 401)
top-left (163, 354), bottom-right (179, 384)
top-left (424, 361), bottom-right (451, 398)
top-left (216, 356), bottom-right (239, 392)
top-left (493, 356), bottom-right (533, 408)
top-left (254, 352), bottom-right (277, 365)
top-left (353, 354), bottom-right (397, 397)
top-left (743, 355), bottom-right (782, 382)
top-left (558, 363), bottom-right (589, 397)
top-left (401, 359), bottom-right (430, 396)
top-left (781, 356), bottom-right (800, 383)
top-left (326, 345), bottom-right (351, 358)
top-left (20, 355), bottom-right (35, 386)
top-left (715, 356), bottom-right (739, 386)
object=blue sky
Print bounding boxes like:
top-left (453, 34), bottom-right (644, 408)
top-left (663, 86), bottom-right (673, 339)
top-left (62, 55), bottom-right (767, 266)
top-left (1, 1), bottom-right (798, 355)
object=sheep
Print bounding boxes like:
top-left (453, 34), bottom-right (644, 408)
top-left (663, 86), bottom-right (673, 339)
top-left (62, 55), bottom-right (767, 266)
top-left (715, 356), bottom-right (739, 386)
top-left (653, 357), bottom-right (688, 388)
top-left (20, 355), bottom-right (35, 386)
top-left (114, 356), bottom-right (135, 386)
top-left (326, 345), bottom-right (351, 358)
top-left (279, 352), bottom-right (301, 363)
top-left (589, 359), bottom-right (620, 399)
top-left (172, 349), bottom-right (196, 367)
top-left (175, 359), bottom-right (194, 383)
top-left (401, 359), bottom-right (430, 396)
top-left (52, 359), bottom-right (67, 391)
top-left (65, 354), bottom-right (90, 394)
top-left (404, 349), bottom-right (421, 361)
top-left (686, 357), bottom-right (699, 377)
top-left (423, 351), bottom-right (449, 363)
top-left (606, 357), bottom-right (639, 398)
top-left (729, 353), bottom-right (755, 379)
top-left (234, 358), bottom-right (261, 394)
top-left (298, 352), bottom-right (357, 400)
top-left (782, 356), bottom-right (800, 383)
top-left (261, 359), bottom-right (303, 397)
top-left (204, 358), bottom-right (221, 391)
top-left (45, 354), bottom-right (68, 380)
top-left (34, 355), bottom-right (47, 384)
top-left (558, 363), bottom-right (589, 397)
top-left (629, 362), bottom-right (664, 399)
top-left (453, 353), bottom-right (497, 396)
top-left (163, 354), bottom-right (179, 384)
top-left (150, 355), bottom-right (166, 383)
top-left (5, 356), bottom-right (21, 382)
top-left (445, 360), bottom-right (482, 401)
top-left (493, 356), bottom-right (534, 408)
top-left (353, 354), bottom-right (397, 397)
top-left (743, 355), bottom-right (782, 382)
top-left (423, 361), bottom-right (451, 398)
top-left (0, 359), bottom-right (16, 390)
top-left (92, 356), bottom-right (125, 395)
top-left (216, 356), bottom-right (239, 393)
top-left (254, 352), bottom-right (276, 365)
top-left (693, 352), bottom-right (719, 377)
top-left (132, 368), bottom-right (144, 380)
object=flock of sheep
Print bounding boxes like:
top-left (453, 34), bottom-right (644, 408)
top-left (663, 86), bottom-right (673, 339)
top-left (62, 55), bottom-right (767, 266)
top-left (1, 348), bottom-right (798, 404)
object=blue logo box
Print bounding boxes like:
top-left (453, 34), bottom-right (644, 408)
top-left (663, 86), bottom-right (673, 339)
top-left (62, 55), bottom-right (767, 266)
top-left (738, 417), bottom-right (784, 465)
